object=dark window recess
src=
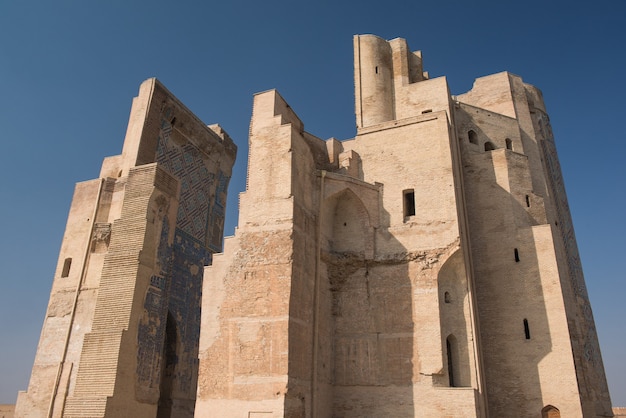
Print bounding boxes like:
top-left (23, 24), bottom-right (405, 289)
top-left (444, 291), bottom-right (451, 303)
top-left (514, 248), bottom-right (520, 262)
top-left (525, 195), bottom-right (531, 207)
top-left (61, 258), bottom-right (72, 278)
top-left (505, 138), bottom-right (513, 150)
top-left (484, 141), bottom-right (496, 151)
top-left (404, 190), bottom-right (416, 217)
top-left (468, 130), bottom-right (478, 145)
top-left (524, 319), bottom-right (531, 339)
top-left (375, 66), bottom-right (378, 74)
top-left (447, 336), bottom-right (456, 387)
top-left (157, 312), bottom-right (178, 418)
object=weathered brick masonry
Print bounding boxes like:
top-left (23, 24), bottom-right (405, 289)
top-left (16, 35), bottom-right (613, 418)
top-left (196, 35), bottom-right (612, 417)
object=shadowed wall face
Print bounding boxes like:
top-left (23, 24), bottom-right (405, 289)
top-left (456, 72), bottom-right (612, 416)
top-left (320, 188), bottom-right (414, 416)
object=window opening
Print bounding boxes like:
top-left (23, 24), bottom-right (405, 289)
top-left (468, 130), bottom-right (478, 145)
top-left (514, 248), bottom-right (520, 262)
top-left (61, 258), bottom-right (72, 278)
top-left (505, 138), bottom-right (512, 150)
top-left (446, 336), bottom-right (457, 387)
top-left (525, 195), bottom-right (530, 207)
top-left (157, 312), bottom-right (178, 418)
top-left (375, 66), bottom-right (378, 74)
top-left (484, 141), bottom-right (495, 151)
top-left (444, 291), bottom-right (451, 303)
top-left (542, 405), bottom-right (561, 418)
top-left (403, 189), bottom-right (416, 217)
top-left (524, 319), bottom-right (531, 339)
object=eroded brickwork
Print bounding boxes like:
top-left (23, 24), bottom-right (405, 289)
top-left (15, 79), bottom-right (235, 418)
top-left (196, 35), bottom-right (612, 418)
top-left (16, 35), bottom-right (613, 418)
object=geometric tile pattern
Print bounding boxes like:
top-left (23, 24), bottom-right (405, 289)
top-left (156, 108), bottom-right (216, 246)
top-left (137, 106), bottom-right (228, 400)
top-left (137, 217), bottom-right (172, 389)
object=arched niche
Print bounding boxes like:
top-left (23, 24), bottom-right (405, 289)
top-left (541, 405), bottom-right (561, 418)
top-left (321, 185), bottom-right (374, 257)
top-left (437, 250), bottom-right (472, 387)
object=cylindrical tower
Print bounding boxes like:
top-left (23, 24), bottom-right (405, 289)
top-left (354, 34), bottom-right (395, 128)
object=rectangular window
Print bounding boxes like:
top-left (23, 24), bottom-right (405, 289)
top-left (403, 189), bottom-right (416, 217)
top-left (61, 258), bottom-right (72, 278)
top-left (524, 319), bottom-right (531, 339)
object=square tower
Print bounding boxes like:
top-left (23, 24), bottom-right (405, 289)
top-left (15, 79), bottom-right (236, 418)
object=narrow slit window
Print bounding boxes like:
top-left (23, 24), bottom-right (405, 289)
top-left (524, 319), bottom-right (531, 339)
top-left (61, 258), bottom-right (72, 278)
top-left (525, 195), bottom-right (530, 207)
top-left (514, 248), bottom-right (520, 262)
top-left (446, 335), bottom-right (457, 387)
top-left (375, 66), bottom-right (378, 74)
top-left (403, 189), bottom-right (416, 217)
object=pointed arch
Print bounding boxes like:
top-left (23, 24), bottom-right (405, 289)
top-left (322, 187), bottom-right (373, 255)
top-left (438, 250), bottom-right (472, 387)
top-left (541, 405), bottom-right (561, 418)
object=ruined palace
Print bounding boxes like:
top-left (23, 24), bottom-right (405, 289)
top-left (15, 79), bottom-right (236, 417)
top-left (194, 35), bottom-right (613, 417)
top-left (17, 35), bottom-right (613, 417)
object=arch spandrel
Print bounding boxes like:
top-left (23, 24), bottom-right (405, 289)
top-left (321, 171), bottom-right (381, 230)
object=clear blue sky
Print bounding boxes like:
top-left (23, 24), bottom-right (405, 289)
top-left (1, 0), bottom-right (624, 407)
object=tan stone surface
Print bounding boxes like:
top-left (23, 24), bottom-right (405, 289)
top-left (16, 79), bottom-right (235, 418)
top-left (15, 33), bottom-right (613, 418)
top-left (0, 404), bottom-right (15, 418)
top-left (196, 34), bottom-right (612, 417)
